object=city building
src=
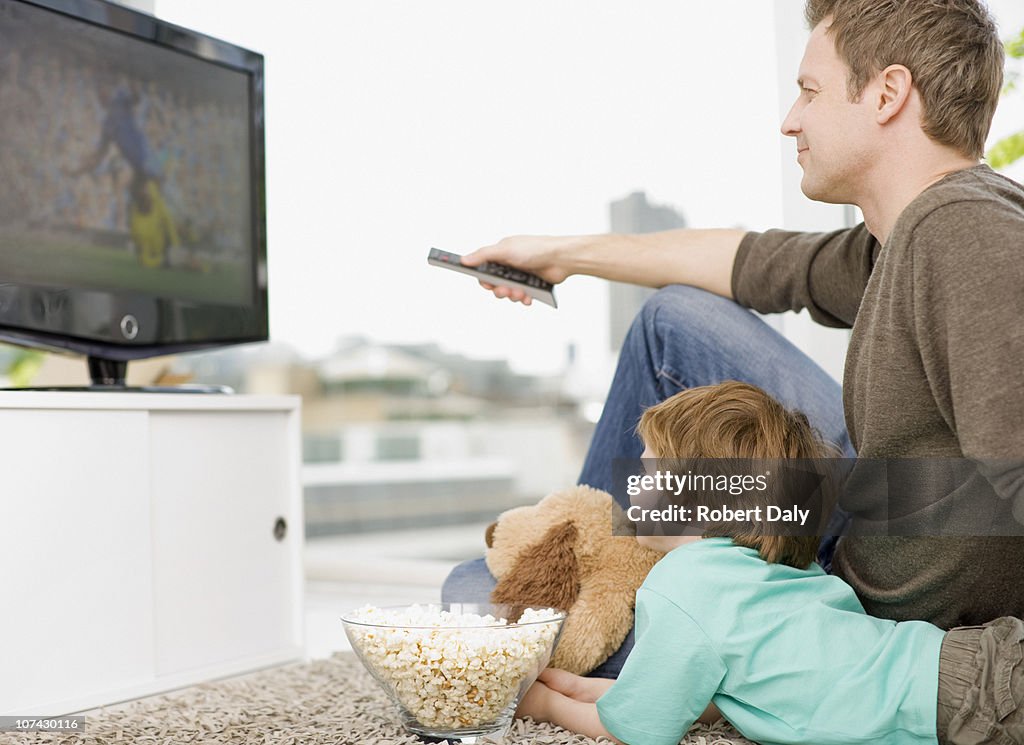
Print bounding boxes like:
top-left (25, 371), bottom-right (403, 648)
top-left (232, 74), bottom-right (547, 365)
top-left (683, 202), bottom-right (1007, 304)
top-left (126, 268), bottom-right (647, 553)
top-left (607, 191), bottom-right (687, 351)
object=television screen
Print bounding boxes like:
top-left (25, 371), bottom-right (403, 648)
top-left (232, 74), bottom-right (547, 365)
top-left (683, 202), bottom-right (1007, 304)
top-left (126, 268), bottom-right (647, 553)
top-left (0, 0), bottom-right (267, 365)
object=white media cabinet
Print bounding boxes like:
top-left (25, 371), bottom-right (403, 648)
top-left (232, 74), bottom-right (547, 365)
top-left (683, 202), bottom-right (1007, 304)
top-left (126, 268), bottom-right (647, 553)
top-left (0, 392), bottom-right (305, 715)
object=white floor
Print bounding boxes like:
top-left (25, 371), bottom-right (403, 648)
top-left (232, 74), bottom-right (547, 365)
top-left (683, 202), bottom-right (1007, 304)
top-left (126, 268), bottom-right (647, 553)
top-left (302, 522), bottom-right (490, 659)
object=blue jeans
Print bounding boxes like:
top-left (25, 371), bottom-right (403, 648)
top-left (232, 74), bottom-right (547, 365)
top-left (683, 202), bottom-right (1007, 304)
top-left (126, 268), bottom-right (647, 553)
top-left (441, 285), bottom-right (854, 678)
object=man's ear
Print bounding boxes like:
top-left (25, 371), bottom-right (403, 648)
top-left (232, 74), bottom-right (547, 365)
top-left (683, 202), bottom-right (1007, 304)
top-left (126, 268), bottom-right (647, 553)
top-left (876, 64), bottom-right (913, 125)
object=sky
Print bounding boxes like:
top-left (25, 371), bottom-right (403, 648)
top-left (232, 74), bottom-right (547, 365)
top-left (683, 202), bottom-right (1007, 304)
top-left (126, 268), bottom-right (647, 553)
top-left (153, 0), bottom-right (1024, 386)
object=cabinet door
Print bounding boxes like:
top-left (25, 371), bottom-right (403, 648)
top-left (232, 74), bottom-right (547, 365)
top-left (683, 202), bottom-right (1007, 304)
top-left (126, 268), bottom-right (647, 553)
top-left (0, 410), bottom-right (154, 714)
top-left (149, 411), bottom-right (300, 676)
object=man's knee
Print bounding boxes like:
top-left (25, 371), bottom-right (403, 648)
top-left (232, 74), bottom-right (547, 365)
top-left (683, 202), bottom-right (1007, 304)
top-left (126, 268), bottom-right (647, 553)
top-left (637, 285), bottom-right (734, 329)
top-left (634, 285), bottom-right (757, 350)
top-left (626, 285), bottom-right (769, 383)
top-left (440, 557), bottom-right (496, 604)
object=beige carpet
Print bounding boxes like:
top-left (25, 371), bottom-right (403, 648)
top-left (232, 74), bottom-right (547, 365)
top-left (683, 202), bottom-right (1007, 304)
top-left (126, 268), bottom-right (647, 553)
top-left (0, 653), bottom-right (755, 744)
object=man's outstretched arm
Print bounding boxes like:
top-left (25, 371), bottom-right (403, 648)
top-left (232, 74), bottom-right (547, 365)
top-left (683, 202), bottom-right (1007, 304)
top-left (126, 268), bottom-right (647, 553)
top-left (462, 229), bottom-right (746, 305)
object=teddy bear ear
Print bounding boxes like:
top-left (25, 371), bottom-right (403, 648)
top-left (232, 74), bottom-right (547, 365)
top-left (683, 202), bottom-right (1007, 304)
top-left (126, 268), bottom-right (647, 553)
top-left (484, 521), bottom-right (497, 548)
top-left (490, 521), bottom-right (580, 612)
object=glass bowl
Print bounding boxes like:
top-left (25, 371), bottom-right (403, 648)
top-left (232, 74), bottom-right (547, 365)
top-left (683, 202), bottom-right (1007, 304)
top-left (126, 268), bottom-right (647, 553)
top-left (342, 603), bottom-right (566, 742)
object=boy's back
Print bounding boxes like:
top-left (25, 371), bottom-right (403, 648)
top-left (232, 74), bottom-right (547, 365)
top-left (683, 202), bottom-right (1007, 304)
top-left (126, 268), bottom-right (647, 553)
top-left (596, 537), bottom-right (945, 745)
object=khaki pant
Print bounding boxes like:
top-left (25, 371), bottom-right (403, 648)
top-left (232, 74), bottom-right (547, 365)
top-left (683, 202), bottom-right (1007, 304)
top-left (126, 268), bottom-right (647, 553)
top-left (938, 617), bottom-right (1024, 745)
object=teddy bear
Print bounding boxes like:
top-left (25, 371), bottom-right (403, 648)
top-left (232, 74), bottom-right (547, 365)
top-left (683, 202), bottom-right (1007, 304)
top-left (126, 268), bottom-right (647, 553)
top-left (484, 484), bottom-right (663, 675)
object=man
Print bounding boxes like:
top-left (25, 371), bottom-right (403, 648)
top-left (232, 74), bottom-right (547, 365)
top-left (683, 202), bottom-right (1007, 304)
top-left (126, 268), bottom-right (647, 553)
top-left (442, 0), bottom-right (1024, 678)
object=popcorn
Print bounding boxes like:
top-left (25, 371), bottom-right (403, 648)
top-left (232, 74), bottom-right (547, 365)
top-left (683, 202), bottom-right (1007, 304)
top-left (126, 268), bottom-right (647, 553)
top-left (344, 604), bottom-right (562, 730)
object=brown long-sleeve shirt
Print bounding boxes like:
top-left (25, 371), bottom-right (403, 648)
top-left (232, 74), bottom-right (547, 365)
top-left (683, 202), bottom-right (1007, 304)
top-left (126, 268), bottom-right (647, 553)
top-left (732, 164), bottom-right (1024, 628)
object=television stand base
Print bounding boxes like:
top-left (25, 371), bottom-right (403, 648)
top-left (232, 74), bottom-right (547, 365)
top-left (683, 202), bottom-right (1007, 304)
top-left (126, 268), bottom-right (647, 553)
top-left (2, 356), bottom-right (233, 393)
top-left (82, 355), bottom-right (232, 392)
top-left (6, 384), bottom-right (235, 394)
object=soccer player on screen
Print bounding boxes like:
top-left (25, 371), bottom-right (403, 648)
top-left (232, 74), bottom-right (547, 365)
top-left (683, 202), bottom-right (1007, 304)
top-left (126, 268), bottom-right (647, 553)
top-left (69, 80), bottom-right (180, 268)
top-left (128, 172), bottom-right (179, 269)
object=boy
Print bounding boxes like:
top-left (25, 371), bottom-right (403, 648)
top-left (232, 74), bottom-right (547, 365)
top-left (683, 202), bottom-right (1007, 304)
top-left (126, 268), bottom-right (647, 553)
top-left (517, 382), bottom-right (1024, 745)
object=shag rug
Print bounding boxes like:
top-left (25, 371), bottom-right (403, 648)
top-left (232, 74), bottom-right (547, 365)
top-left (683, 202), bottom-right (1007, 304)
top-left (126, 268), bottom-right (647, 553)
top-left (0, 652), bottom-right (755, 744)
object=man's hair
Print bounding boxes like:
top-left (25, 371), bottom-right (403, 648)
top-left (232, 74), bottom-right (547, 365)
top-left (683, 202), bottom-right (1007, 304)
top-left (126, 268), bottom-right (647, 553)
top-left (636, 381), bottom-right (835, 569)
top-left (805, 0), bottom-right (1003, 159)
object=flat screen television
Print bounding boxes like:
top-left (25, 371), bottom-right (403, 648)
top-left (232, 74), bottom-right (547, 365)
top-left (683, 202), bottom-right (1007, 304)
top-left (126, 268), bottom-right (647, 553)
top-left (0, 0), bottom-right (267, 387)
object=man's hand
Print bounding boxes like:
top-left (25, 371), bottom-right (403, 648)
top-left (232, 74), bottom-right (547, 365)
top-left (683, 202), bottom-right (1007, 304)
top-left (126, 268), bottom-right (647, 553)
top-left (462, 235), bottom-right (578, 305)
top-left (537, 668), bottom-right (614, 703)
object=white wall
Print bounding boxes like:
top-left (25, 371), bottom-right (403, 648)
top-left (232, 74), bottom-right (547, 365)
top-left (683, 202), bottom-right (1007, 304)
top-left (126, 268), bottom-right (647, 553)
top-left (769, 0), bottom-right (852, 384)
top-left (152, 1), bottom-right (786, 382)
top-left (113, 0), bottom-right (155, 14)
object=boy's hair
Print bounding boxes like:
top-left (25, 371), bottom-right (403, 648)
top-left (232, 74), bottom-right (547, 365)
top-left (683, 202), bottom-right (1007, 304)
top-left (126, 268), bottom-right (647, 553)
top-left (636, 381), bottom-right (835, 569)
top-left (804, 0), bottom-right (1003, 160)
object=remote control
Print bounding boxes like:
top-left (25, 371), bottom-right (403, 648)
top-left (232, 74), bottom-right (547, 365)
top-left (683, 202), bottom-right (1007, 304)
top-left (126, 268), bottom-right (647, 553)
top-left (427, 247), bottom-right (558, 308)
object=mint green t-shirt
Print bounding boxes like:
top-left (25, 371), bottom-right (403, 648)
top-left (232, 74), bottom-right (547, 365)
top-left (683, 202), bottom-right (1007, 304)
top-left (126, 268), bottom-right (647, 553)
top-left (596, 538), bottom-right (945, 745)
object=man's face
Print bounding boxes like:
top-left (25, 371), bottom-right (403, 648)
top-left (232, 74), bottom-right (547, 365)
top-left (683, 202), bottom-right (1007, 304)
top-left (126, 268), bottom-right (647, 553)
top-left (781, 20), bottom-right (877, 203)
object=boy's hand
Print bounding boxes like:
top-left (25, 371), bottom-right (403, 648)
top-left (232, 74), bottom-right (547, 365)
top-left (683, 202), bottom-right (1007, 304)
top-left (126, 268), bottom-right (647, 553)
top-left (538, 668), bottom-right (614, 703)
top-left (516, 680), bottom-right (554, 722)
top-left (518, 674), bottom-right (626, 744)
